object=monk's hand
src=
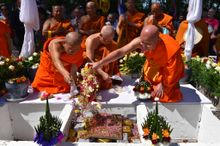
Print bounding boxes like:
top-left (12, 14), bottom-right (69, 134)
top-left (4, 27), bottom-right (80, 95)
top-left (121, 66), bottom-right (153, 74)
top-left (102, 72), bottom-right (112, 84)
top-left (91, 61), bottom-right (102, 70)
top-left (63, 71), bottom-right (72, 84)
top-left (151, 82), bottom-right (164, 98)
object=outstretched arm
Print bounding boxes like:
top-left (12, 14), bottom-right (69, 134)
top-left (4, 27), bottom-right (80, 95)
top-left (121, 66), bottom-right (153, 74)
top-left (92, 37), bottom-right (141, 69)
top-left (49, 42), bottom-right (72, 84)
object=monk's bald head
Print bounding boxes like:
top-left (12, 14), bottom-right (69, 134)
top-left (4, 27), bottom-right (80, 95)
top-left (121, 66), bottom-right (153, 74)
top-left (101, 25), bottom-right (115, 37)
top-left (140, 25), bottom-right (160, 51)
top-left (65, 32), bottom-right (82, 45)
top-left (86, 1), bottom-right (97, 15)
top-left (151, 3), bottom-right (162, 17)
top-left (64, 32), bottom-right (82, 55)
top-left (100, 25), bottom-right (115, 44)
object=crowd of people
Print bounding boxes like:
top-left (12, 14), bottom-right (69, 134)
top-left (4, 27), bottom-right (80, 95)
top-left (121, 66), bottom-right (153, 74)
top-left (0, 0), bottom-right (219, 102)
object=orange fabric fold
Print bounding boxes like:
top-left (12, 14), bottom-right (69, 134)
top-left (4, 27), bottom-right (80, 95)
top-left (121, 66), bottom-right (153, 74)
top-left (157, 13), bottom-right (174, 33)
top-left (0, 21), bottom-right (11, 58)
top-left (175, 20), bottom-right (210, 57)
top-left (144, 34), bottom-right (184, 102)
top-left (94, 41), bottom-right (119, 89)
top-left (32, 37), bottom-right (83, 94)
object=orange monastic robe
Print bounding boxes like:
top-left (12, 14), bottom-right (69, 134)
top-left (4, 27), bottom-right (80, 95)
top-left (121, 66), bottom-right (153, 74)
top-left (175, 20), bottom-right (210, 57)
top-left (118, 12), bottom-right (145, 48)
top-left (94, 41), bottom-right (119, 89)
top-left (144, 34), bottom-right (184, 102)
top-left (81, 16), bottom-right (105, 49)
top-left (47, 19), bottom-right (74, 38)
top-left (0, 21), bottom-right (11, 57)
top-left (32, 37), bottom-right (83, 94)
top-left (157, 13), bottom-right (174, 34)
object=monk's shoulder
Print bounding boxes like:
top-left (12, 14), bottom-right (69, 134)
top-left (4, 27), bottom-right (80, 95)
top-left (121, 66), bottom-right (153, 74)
top-left (160, 34), bottom-right (179, 49)
top-left (48, 38), bottom-right (64, 52)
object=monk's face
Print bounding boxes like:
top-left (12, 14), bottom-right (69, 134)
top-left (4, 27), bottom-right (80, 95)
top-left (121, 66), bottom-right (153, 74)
top-left (99, 33), bottom-right (114, 45)
top-left (140, 34), bottom-right (159, 52)
top-left (126, 0), bottom-right (135, 11)
top-left (86, 3), bottom-right (96, 15)
top-left (64, 42), bottom-right (80, 55)
top-left (52, 6), bottom-right (63, 20)
top-left (151, 3), bottom-right (162, 18)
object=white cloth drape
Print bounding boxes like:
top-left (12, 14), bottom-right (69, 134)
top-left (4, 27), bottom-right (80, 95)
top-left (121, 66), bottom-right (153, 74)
top-left (184, 0), bottom-right (202, 60)
top-left (19, 0), bottom-right (39, 58)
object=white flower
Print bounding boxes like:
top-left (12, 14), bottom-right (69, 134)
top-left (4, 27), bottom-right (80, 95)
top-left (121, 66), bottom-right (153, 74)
top-left (5, 58), bottom-right (10, 62)
top-left (139, 53), bottom-right (144, 57)
top-left (0, 61), bottom-right (5, 66)
top-left (211, 62), bottom-right (217, 68)
top-left (28, 56), bottom-right (33, 61)
top-left (215, 66), bottom-right (220, 73)
top-left (31, 63), bottom-right (39, 69)
top-left (123, 55), bottom-right (128, 61)
top-left (8, 65), bottom-right (15, 71)
top-left (33, 52), bottom-right (38, 56)
top-left (119, 59), bottom-right (123, 63)
top-left (88, 86), bottom-right (94, 92)
top-left (206, 63), bottom-right (211, 69)
top-left (18, 62), bottom-right (23, 66)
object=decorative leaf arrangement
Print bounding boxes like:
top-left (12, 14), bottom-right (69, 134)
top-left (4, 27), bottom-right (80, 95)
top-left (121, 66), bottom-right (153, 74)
top-left (141, 98), bottom-right (172, 144)
top-left (34, 97), bottom-right (64, 146)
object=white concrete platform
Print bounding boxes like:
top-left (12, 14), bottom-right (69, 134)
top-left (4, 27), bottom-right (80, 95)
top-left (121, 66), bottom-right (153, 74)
top-left (0, 76), bottom-right (220, 145)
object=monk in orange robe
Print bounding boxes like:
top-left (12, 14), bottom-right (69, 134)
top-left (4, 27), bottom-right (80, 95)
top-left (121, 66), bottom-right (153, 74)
top-left (85, 25), bottom-right (119, 89)
top-left (117, 0), bottom-right (145, 48)
top-left (32, 32), bottom-right (83, 94)
top-left (92, 25), bottom-right (184, 102)
top-left (42, 5), bottom-right (74, 39)
top-left (0, 21), bottom-right (12, 57)
top-left (147, 3), bottom-right (174, 35)
top-left (79, 1), bottom-right (106, 51)
top-left (175, 20), bottom-right (210, 57)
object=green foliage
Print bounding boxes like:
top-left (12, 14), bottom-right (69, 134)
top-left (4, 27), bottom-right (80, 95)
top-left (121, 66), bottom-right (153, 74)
top-left (22, 52), bottom-right (40, 69)
top-left (35, 98), bottom-right (62, 141)
top-left (120, 52), bottom-right (146, 74)
top-left (187, 57), bottom-right (220, 99)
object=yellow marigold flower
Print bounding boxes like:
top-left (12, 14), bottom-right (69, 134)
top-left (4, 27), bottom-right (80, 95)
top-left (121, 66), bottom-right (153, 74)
top-left (152, 133), bottom-right (159, 140)
top-left (162, 129), bottom-right (170, 138)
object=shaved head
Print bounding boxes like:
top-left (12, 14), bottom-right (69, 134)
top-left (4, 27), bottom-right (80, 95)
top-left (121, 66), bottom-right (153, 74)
top-left (101, 25), bottom-right (115, 37)
top-left (65, 32), bottom-right (82, 45)
top-left (140, 25), bottom-right (160, 51)
top-left (86, 1), bottom-right (96, 15)
top-left (100, 25), bottom-right (115, 45)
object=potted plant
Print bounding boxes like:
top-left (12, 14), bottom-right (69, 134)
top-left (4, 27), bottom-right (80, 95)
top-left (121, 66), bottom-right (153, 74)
top-left (0, 57), bottom-right (29, 100)
top-left (23, 52), bottom-right (41, 82)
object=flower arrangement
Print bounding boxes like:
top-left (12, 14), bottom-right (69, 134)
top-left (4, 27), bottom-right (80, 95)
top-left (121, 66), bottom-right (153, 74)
top-left (119, 51), bottom-right (146, 75)
top-left (141, 98), bottom-right (172, 145)
top-left (77, 64), bottom-right (100, 103)
top-left (23, 52), bottom-right (40, 69)
top-left (34, 96), bottom-right (64, 146)
top-left (0, 56), bottom-right (27, 84)
top-left (133, 80), bottom-right (153, 100)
